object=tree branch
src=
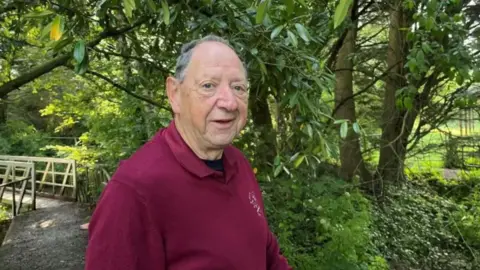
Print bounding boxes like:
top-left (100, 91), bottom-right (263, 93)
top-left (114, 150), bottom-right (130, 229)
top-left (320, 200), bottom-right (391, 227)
top-left (331, 60), bottom-right (402, 116)
top-left (78, 68), bottom-right (170, 111)
top-left (91, 48), bottom-right (171, 75)
top-left (0, 17), bottom-right (148, 98)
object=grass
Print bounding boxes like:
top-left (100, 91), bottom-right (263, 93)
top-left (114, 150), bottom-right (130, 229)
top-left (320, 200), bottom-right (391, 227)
top-left (365, 119), bottom-right (480, 175)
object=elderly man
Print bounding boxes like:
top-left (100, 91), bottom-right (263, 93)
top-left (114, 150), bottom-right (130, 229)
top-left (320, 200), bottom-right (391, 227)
top-left (84, 35), bottom-right (291, 270)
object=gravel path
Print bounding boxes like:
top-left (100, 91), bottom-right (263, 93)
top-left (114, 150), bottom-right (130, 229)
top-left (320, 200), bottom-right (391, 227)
top-left (0, 201), bottom-right (90, 270)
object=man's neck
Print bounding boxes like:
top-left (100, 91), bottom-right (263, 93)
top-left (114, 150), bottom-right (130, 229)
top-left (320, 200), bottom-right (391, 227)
top-left (174, 118), bottom-right (223, 160)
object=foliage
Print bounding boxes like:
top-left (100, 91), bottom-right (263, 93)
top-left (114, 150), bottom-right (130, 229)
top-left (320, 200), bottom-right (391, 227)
top-left (0, 120), bottom-right (53, 156)
top-left (1, 0), bottom-right (480, 269)
top-left (258, 169), bottom-right (387, 270)
top-left (372, 179), bottom-right (480, 270)
top-left (444, 136), bottom-right (462, 169)
top-left (0, 205), bottom-right (8, 222)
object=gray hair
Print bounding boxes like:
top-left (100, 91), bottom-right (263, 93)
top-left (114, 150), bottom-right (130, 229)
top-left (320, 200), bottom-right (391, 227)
top-left (174, 34), bottom-right (247, 82)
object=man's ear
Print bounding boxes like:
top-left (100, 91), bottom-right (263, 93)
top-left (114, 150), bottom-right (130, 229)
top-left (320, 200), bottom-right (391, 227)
top-left (166, 76), bottom-right (180, 114)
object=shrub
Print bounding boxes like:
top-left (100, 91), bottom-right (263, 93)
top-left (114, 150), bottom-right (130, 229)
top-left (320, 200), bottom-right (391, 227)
top-left (258, 170), bottom-right (387, 270)
top-left (372, 181), bottom-right (479, 269)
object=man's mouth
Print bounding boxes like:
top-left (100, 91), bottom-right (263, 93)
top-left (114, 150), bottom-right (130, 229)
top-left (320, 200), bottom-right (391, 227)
top-left (213, 119), bottom-right (234, 124)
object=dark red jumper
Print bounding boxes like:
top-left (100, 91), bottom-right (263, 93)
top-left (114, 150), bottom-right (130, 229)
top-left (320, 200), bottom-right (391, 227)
top-left (85, 121), bottom-right (291, 270)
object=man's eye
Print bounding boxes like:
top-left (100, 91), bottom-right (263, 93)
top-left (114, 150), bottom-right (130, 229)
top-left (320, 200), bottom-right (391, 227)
top-left (203, 83), bottom-right (214, 89)
top-left (234, 86), bottom-right (245, 92)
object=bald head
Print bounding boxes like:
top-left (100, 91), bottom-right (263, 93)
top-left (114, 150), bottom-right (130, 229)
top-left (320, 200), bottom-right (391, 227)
top-left (174, 35), bottom-right (247, 82)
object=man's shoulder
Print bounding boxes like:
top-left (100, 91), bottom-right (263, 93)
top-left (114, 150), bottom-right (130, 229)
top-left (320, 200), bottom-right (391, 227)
top-left (225, 144), bottom-right (253, 168)
top-left (111, 129), bottom-right (176, 188)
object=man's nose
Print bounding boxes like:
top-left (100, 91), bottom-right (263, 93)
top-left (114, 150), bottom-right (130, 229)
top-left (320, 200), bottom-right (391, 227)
top-left (216, 84), bottom-right (239, 111)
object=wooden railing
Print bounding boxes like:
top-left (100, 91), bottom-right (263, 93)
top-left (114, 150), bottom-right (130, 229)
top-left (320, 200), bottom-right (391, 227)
top-left (77, 165), bottom-right (112, 203)
top-left (0, 161), bottom-right (36, 216)
top-left (0, 155), bottom-right (77, 200)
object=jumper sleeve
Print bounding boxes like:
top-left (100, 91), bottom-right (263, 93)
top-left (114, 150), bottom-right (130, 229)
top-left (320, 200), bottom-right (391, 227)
top-left (266, 230), bottom-right (293, 270)
top-left (85, 179), bottom-right (165, 270)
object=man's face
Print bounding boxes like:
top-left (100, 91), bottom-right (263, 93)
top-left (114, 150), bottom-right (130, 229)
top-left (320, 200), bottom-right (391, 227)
top-left (167, 41), bottom-right (248, 153)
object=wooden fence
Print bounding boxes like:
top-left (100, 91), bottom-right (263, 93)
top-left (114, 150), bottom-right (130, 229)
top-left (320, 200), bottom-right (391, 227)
top-left (0, 161), bottom-right (36, 216)
top-left (0, 155), bottom-right (77, 200)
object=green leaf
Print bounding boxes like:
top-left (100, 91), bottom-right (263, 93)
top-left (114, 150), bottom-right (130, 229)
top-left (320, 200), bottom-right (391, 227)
top-left (295, 23), bottom-right (309, 42)
top-left (274, 165), bottom-right (283, 177)
top-left (40, 22), bottom-right (53, 40)
top-left (274, 155), bottom-right (281, 166)
top-left (271, 25), bottom-right (284, 40)
top-left (405, 0), bottom-right (415, 10)
top-left (352, 122), bottom-right (360, 134)
top-left (456, 74), bottom-right (464, 85)
top-left (306, 123), bottom-right (313, 138)
top-left (287, 30), bottom-right (298, 47)
top-left (147, 0), bottom-right (157, 12)
top-left (340, 121), bottom-right (348, 139)
top-left (297, 0), bottom-right (307, 7)
top-left (25, 10), bottom-right (54, 18)
top-left (427, 0), bottom-right (437, 15)
top-left (334, 0), bottom-right (353, 29)
top-left (425, 16), bottom-right (434, 30)
top-left (416, 50), bottom-right (425, 66)
top-left (276, 56), bottom-right (286, 71)
top-left (293, 154), bottom-right (305, 168)
top-left (403, 96), bottom-right (413, 110)
top-left (124, 0), bottom-right (135, 18)
top-left (161, 0), bottom-right (170, 25)
top-left (53, 37), bottom-right (74, 52)
top-left (256, 0), bottom-right (269, 25)
top-left (473, 70), bottom-right (480, 82)
top-left (73, 40), bottom-right (86, 63)
top-left (74, 53), bottom-right (89, 75)
top-left (422, 43), bottom-right (432, 53)
top-left (256, 56), bottom-right (268, 76)
top-left (395, 98), bottom-right (404, 109)
top-left (407, 59), bottom-right (417, 73)
top-left (285, 0), bottom-right (294, 15)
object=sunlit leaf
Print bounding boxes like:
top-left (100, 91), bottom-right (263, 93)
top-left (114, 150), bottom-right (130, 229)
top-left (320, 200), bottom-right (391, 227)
top-left (352, 122), bottom-right (360, 134)
top-left (295, 23), bottom-right (309, 42)
top-left (50, 16), bottom-right (63, 41)
top-left (124, 0), bottom-right (136, 18)
top-left (25, 10), bottom-right (54, 18)
top-left (161, 0), bottom-right (170, 25)
top-left (293, 154), bottom-right (305, 168)
top-left (340, 121), bottom-right (348, 138)
top-left (287, 30), bottom-right (298, 47)
top-left (271, 25), bottom-right (284, 40)
top-left (334, 0), bottom-right (353, 29)
top-left (256, 0), bottom-right (269, 24)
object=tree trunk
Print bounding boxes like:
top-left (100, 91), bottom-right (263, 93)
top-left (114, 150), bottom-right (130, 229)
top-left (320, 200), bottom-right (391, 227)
top-left (377, 0), bottom-right (411, 186)
top-left (0, 98), bottom-right (6, 125)
top-left (334, 1), bottom-right (372, 186)
top-left (249, 87), bottom-right (275, 161)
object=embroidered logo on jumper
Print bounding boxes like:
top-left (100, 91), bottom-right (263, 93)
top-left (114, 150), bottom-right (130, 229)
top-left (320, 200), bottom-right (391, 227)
top-left (248, 191), bottom-right (262, 217)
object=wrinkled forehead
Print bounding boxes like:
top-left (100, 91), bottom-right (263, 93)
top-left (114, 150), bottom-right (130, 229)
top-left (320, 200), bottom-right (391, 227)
top-left (188, 42), bottom-right (248, 81)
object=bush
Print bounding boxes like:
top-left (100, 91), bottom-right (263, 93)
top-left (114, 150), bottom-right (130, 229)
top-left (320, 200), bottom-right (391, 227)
top-left (258, 169), bottom-right (387, 270)
top-left (0, 120), bottom-right (52, 156)
top-left (372, 180), bottom-right (479, 270)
